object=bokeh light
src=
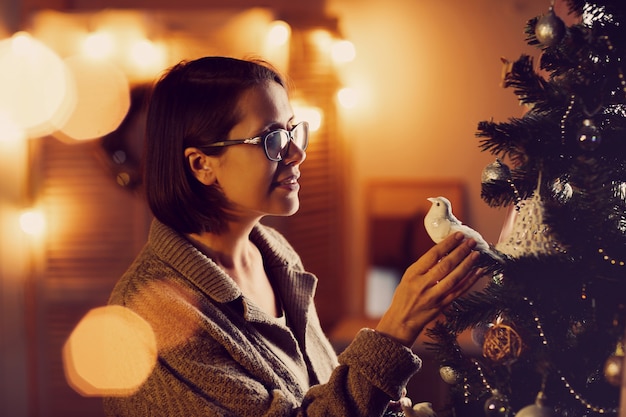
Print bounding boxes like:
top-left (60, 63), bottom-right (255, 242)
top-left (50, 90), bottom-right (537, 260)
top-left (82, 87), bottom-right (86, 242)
top-left (57, 55), bottom-right (130, 141)
top-left (82, 31), bottom-right (116, 60)
top-left (337, 87), bottom-right (359, 109)
top-left (331, 40), bottom-right (356, 64)
top-left (0, 110), bottom-right (26, 143)
top-left (19, 210), bottom-right (46, 236)
top-left (127, 39), bottom-right (166, 77)
top-left (63, 305), bottom-right (157, 397)
top-left (266, 20), bottom-right (291, 47)
top-left (310, 29), bottom-right (333, 51)
top-left (0, 32), bottom-right (71, 138)
top-left (293, 104), bottom-right (323, 132)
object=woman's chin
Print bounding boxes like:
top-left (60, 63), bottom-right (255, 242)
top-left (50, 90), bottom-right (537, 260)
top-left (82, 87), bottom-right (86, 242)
top-left (274, 200), bottom-right (300, 217)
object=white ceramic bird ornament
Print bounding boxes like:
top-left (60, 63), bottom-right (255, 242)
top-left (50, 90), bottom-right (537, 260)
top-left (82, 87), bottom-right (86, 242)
top-left (424, 196), bottom-right (506, 268)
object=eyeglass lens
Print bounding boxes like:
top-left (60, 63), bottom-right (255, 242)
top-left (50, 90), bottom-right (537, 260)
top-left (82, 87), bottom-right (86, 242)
top-left (265, 122), bottom-right (308, 161)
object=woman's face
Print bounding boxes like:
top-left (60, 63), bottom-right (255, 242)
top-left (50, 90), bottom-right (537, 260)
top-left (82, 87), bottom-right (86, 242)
top-left (210, 80), bottom-right (306, 221)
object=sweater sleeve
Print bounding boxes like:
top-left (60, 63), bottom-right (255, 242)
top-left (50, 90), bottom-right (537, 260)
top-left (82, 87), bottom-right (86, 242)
top-left (300, 328), bottom-right (422, 417)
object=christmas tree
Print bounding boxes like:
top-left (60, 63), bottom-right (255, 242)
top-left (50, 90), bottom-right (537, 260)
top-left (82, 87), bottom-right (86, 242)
top-left (427, 1), bottom-right (626, 416)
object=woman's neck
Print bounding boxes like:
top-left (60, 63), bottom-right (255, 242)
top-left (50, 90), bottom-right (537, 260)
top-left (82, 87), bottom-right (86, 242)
top-left (186, 222), bottom-right (254, 269)
top-left (187, 221), bottom-right (279, 317)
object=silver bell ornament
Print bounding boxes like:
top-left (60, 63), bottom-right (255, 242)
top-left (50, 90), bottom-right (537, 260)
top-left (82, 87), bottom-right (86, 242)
top-left (516, 392), bottom-right (553, 417)
top-left (481, 159), bottom-right (511, 184)
top-left (535, 8), bottom-right (565, 47)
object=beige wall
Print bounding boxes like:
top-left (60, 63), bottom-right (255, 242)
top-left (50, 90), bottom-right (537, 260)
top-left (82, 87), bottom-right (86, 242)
top-left (326, 0), bottom-right (552, 281)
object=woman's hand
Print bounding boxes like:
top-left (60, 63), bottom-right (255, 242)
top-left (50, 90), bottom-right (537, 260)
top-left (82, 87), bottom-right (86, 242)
top-left (375, 232), bottom-right (482, 347)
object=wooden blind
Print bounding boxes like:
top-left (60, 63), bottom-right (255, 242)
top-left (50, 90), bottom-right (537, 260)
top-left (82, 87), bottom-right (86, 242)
top-left (32, 136), bottom-right (150, 416)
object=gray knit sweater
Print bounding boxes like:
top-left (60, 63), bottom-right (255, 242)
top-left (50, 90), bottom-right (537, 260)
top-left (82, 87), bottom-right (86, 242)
top-left (103, 219), bottom-right (422, 416)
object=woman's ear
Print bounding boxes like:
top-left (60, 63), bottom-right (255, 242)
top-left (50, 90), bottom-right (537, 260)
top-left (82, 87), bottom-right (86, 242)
top-left (184, 148), bottom-right (217, 185)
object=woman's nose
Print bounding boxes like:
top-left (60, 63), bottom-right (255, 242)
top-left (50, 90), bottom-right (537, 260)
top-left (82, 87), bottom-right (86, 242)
top-left (282, 139), bottom-right (306, 165)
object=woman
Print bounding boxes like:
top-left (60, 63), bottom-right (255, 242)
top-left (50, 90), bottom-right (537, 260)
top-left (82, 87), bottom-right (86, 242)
top-left (103, 56), bottom-right (481, 416)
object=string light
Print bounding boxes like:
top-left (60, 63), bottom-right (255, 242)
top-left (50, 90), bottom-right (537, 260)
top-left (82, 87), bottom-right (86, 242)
top-left (524, 297), bottom-right (618, 414)
top-left (598, 248), bottom-right (625, 266)
top-left (561, 94), bottom-right (575, 145)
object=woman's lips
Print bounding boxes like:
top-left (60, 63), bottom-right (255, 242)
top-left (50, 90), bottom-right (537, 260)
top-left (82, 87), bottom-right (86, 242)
top-left (273, 175), bottom-right (300, 190)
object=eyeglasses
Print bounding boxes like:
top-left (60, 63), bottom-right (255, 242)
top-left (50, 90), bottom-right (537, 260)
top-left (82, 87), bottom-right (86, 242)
top-left (200, 121), bottom-right (309, 162)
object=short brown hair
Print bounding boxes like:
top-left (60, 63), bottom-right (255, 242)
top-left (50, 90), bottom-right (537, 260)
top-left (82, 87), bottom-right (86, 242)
top-left (143, 56), bottom-right (286, 234)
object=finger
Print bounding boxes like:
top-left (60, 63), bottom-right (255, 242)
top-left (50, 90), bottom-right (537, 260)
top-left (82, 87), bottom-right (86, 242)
top-left (427, 238), bottom-right (477, 285)
top-left (439, 261), bottom-right (484, 306)
top-left (427, 248), bottom-right (479, 297)
top-left (447, 266), bottom-right (485, 294)
top-left (411, 232), bottom-right (466, 274)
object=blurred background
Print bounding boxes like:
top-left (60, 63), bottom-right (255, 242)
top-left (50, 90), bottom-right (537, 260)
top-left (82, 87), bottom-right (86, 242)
top-left (0, 0), bottom-right (568, 415)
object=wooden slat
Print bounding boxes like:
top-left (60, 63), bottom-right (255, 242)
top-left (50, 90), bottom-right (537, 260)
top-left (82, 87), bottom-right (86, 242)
top-left (33, 136), bottom-right (150, 417)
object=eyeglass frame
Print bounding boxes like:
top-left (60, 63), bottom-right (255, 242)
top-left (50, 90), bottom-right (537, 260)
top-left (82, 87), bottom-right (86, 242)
top-left (198, 121), bottom-right (309, 162)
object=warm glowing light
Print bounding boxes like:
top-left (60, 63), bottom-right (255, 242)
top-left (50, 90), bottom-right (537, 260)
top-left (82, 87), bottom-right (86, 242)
top-left (82, 31), bottom-right (115, 60)
top-left (63, 305), bottom-right (157, 397)
top-left (331, 40), bottom-right (356, 64)
top-left (19, 210), bottom-right (46, 236)
top-left (266, 21), bottom-right (291, 47)
top-left (293, 104), bottom-right (323, 132)
top-left (310, 29), bottom-right (333, 50)
top-left (0, 110), bottom-right (26, 143)
top-left (128, 39), bottom-right (166, 76)
top-left (11, 32), bottom-right (38, 55)
top-left (337, 87), bottom-right (359, 109)
top-left (0, 32), bottom-right (70, 138)
top-left (57, 56), bottom-right (130, 141)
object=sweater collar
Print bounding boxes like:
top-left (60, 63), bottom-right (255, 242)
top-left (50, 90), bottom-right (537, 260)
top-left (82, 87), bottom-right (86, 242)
top-left (148, 219), bottom-right (317, 320)
top-left (149, 219), bottom-right (241, 303)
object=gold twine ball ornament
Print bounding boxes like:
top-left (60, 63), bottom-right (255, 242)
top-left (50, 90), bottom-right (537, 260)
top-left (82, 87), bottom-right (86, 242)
top-left (483, 322), bottom-right (524, 364)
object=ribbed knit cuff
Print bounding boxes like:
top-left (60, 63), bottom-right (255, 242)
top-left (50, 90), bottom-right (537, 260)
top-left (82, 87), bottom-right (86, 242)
top-left (337, 328), bottom-right (422, 398)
